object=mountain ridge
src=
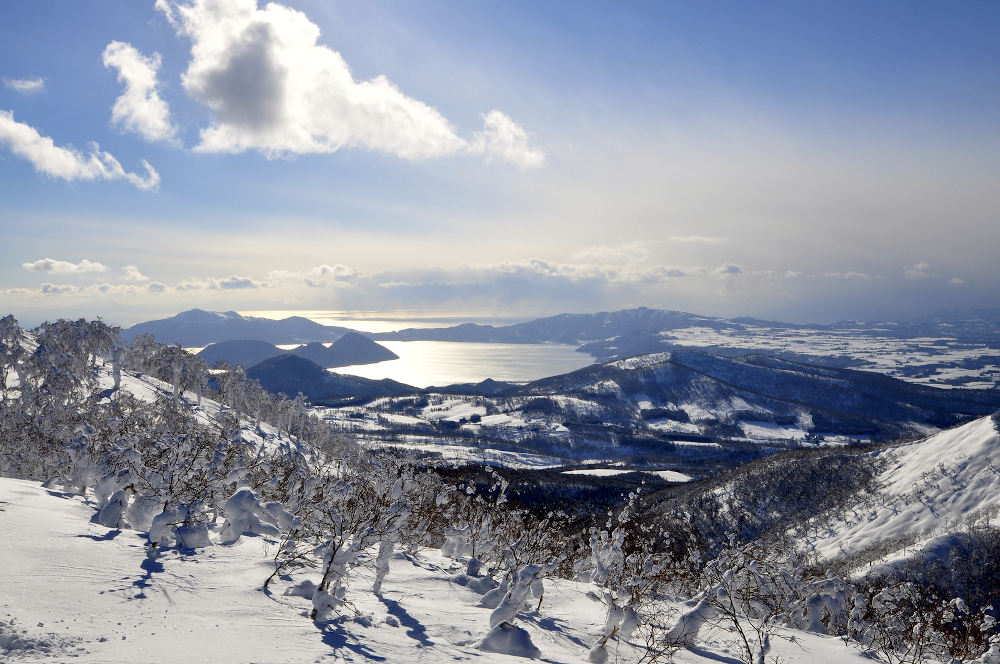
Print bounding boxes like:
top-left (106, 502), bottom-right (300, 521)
top-left (121, 309), bottom-right (351, 346)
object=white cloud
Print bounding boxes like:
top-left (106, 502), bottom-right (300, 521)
top-left (0, 110), bottom-right (160, 190)
top-left (158, 0), bottom-right (543, 166)
top-left (122, 264), bottom-right (150, 281)
top-left (949, 276), bottom-right (965, 285)
top-left (904, 262), bottom-right (935, 279)
top-left (3, 77), bottom-right (45, 94)
top-left (102, 41), bottom-right (177, 143)
top-left (154, 0), bottom-right (180, 28)
top-left (22, 257), bottom-right (109, 274)
top-left (471, 111), bottom-right (545, 168)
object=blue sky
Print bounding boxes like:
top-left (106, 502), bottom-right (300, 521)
top-left (1, 0), bottom-right (998, 326)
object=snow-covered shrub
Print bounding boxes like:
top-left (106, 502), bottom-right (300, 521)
top-left (219, 488), bottom-right (284, 543)
top-left (580, 489), bottom-right (676, 664)
top-left (148, 501), bottom-right (214, 550)
top-left (440, 472), bottom-right (508, 573)
top-left (784, 571), bottom-right (857, 636)
top-left (95, 488), bottom-right (131, 528)
top-left (262, 457), bottom-right (410, 622)
top-left (667, 537), bottom-right (799, 664)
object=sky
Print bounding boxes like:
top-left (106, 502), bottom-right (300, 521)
top-left (1, 0), bottom-right (998, 327)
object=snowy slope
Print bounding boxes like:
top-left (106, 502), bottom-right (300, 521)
top-left (809, 415), bottom-right (1000, 561)
top-left (0, 478), bottom-right (876, 664)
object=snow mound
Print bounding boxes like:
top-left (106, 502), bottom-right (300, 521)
top-left (477, 622), bottom-right (541, 659)
top-left (812, 415), bottom-right (1000, 560)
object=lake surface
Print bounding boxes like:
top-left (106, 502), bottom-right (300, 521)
top-left (333, 341), bottom-right (595, 388)
top-left (236, 310), bottom-right (596, 387)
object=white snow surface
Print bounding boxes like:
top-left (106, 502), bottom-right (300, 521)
top-left (0, 478), bottom-right (877, 663)
top-left (562, 468), bottom-right (693, 482)
top-left (809, 415), bottom-right (1000, 561)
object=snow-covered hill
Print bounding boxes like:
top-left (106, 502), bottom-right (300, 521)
top-left (809, 415), bottom-right (1000, 563)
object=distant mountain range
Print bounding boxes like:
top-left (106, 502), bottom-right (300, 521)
top-left (371, 307), bottom-right (739, 344)
top-left (372, 306), bottom-right (1000, 347)
top-left (125, 306), bottom-right (1000, 350)
top-left (198, 332), bottom-right (398, 369)
top-left (123, 306), bottom-right (1000, 391)
top-left (120, 309), bottom-right (350, 346)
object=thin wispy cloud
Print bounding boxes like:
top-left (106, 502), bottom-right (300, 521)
top-left (668, 236), bottom-right (727, 244)
top-left (0, 110), bottom-right (160, 190)
top-left (157, 0), bottom-right (543, 167)
top-left (103, 42), bottom-right (177, 143)
top-left (3, 77), bottom-right (45, 94)
top-left (573, 242), bottom-right (650, 263)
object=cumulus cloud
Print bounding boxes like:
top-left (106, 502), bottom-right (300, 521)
top-left (158, 0), bottom-right (543, 166)
top-left (122, 264), bottom-right (150, 281)
top-left (3, 77), bottom-right (45, 93)
top-left (40, 283), bottom-right (76, 295)
top-left (949, 277), bottom-right (965, 285)
top-left (213, 275), bottom-right (261, 289)
top-left (904, 262), bottom-right (935, 279)
top-left (268, 263), bottom-right (359, 288)
top-left (22, 257), bottom-right (109, 274)
top-left (102, 41), bottom-right (177, 142)
top-left (0, 110), bottom-right (160, 190)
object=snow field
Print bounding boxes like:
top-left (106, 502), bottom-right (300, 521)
top-left (0, 478), bottom-right (879, 664)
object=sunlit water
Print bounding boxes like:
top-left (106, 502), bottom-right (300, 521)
top-left (333, 341), bottom-right (595, 388)
top-left (232, 310), bottom-right (596, 387)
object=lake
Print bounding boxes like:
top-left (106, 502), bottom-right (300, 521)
top-left (332, 340), bottom-right (595, 388)
top-left (239, 309), bottom-right (596, 387)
